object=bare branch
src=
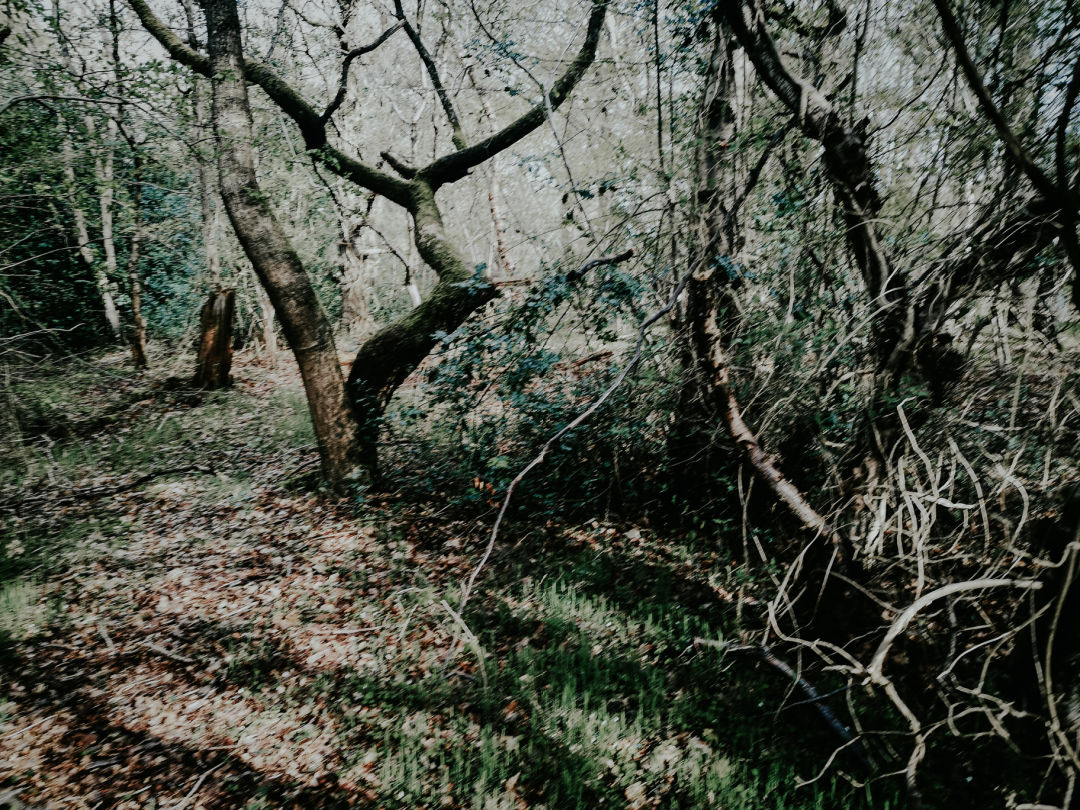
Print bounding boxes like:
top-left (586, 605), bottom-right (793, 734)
top-left (392, 0), bottom-right (465, 150)
top-left (930, 0), bottom-right (1060, 202)
top-left (931, 0), bottom-right (1080, 310)
top-left (719, 1), bottom-right (909, 368)
top-left (420, 0), bottom-right (609, 189)
top-left (126, 0), bottom-right (411, 206)
top-left (867, 578), bottom-right (1042, 685)
top-left (321, 22), bottom-right (403, 125)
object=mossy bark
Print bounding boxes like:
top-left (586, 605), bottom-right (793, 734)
top-left (346, 180), bottom-right (496, 473)
top-left (140, 0), bottom-right (609, 486)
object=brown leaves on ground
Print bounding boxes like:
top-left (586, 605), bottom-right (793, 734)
top-left (0, 354), bottom-right (485, 809)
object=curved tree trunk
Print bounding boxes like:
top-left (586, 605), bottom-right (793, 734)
top-left (346, 180), bottom-right (497, 473)
top-left (135, 0), bottom-right (608, 487)
top-left (204, 0), bottom-right (363, 490)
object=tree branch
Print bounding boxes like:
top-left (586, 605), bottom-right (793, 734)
top-left (930, 0), bottom-right (1061, 202)
top-left (0, 95), bottom-right (126, 117)
top-left (126, 0), bottom-right (411, 206)
top-left (321, 21), bottom-right (402, 125)
top-left (393, 0), bottom-right (465, 150)
top-left (930, 0), bottom-right (1080, 310)
top-left (420, 0), bottom-right (609, 189)
top-left (720, 1), bottom-right (908, 368)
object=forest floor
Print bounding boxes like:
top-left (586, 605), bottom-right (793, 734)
top-left (0, 349), bottom-right (890, 809)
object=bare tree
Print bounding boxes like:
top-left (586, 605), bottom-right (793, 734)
top-left (129, 0), bottom-right (610, 486)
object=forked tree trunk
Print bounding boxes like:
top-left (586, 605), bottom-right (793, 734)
top-left (138, 0), bottom-right (607, 486)
top-left (205, 0), bottom-right (363, 489)
top-left (193, 288), bottom-right (235, 389)
top-left (345, 181), bottom-right (497, 471)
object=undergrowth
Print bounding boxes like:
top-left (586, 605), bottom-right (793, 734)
top-left (0, 349), bottom-right (901, 808)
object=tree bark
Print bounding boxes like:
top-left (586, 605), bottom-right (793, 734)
top-left (193, 288), bottom-right (235, 389)
top-left (680, 11), bottom-right (848, 557)
top-left (51, 0), bottom-right (122, 338)
top-left (124, 149), bottom-right (148, 368)
top-left (95, 115), bottom-right (121, 323)
top-left (179, 0), bottom-right (222, 287)
top-left (668, 17), bottom-right (739, 497)
top-left (59, 119), bottom-right (122, 337)
top-left (720, 2), bottom-right (912, 377)
top-left (204, 0), bottom-right (363, 489)
top-left (255, 281), bottom-right (277, 365)
top-left (346, 180), bottom-right (497, 471)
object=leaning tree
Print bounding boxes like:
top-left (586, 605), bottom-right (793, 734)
top-left (129, 0), bottom-right (610, 488)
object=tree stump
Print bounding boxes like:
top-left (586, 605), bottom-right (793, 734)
top-left (193, 288), bottom-right (236, 389)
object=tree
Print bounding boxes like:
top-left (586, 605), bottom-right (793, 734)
top-left (130, 0), bottom-right (610, 488)
top-left (675, 2), bottom-right (1080, 803)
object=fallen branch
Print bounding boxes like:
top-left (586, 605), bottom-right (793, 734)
top-left (139, 641), bottom-right (196, 664)
top-left (175, 763), bottom-right (223, 810)
top-left (708, 641), bottom-right (873, 770)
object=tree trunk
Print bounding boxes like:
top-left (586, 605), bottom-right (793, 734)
top-left (135, 0), bottom-right (608, 484)
top-left (255, 281), bottom-right (278, 366)
top-left (346, 180), bottom-right (497, 472)
top-left (680, 11), bottom-right (849, 560)
top-left (60, 120), bottom-right (121, 337)
top-left (720, 2), bottom-right (911, 376)
top-left (126, 150), bottom-right (148, 368)
top-left (179, 0), bottom-right (222, 287)
top-left (51, 0), bottom-right (121, 338)
top-left (337, 201), bottom-right (374, 338)
top-left (667, 17), bottom-right (738, 500)
top-left (204, 0), bottom-right (363, 489)
top-left (193, 288), bottom-right (235, 389)
top-left (96, 116), bottom-right (121, 319)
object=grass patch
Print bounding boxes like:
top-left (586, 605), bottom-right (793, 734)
top-left (303, 576), bottom-right (901, 808)
top-left (0, 579), bottom-right (43, 649)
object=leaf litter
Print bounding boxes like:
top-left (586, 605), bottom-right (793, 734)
top-left (0, 352), bottom-right (836, 809)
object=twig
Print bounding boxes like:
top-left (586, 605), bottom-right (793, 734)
top-left (175, 763), bottom-right (223, 810)
top-left (309, 626), bottom-right (380, 635)
top-left (0, 714), bottom-right (54, 740)
top-left (321, 23), bottom-right (403, 124)
top-left (140, 641), bottom-right (195, 664)
top-left (459, 245), bottom-right (687, 611)
top-left (98, 623), bottom-right (117, 654)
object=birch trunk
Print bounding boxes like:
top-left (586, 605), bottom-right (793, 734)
top-left (60, 121), bottom-right (121, 336)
